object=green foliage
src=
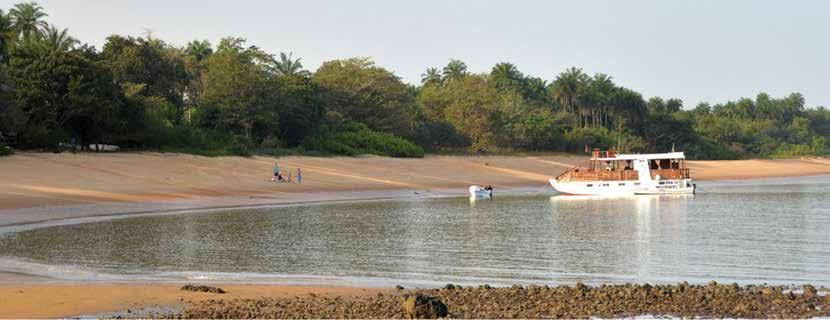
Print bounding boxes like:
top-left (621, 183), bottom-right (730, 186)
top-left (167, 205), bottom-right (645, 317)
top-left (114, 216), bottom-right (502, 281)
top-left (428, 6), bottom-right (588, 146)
top-left (9, 38), bottom-right (120, 149)
top-left (199, 37), bottom-right (278, 139)
top-left (564, 127), bottom-right (647, 153)
top-left (411, 119), bottom-right (470, 151)
top-left (302, 117), bottom-right (424, 158)
top-left (313, 57), bottom-right (416, 137)
top-left (0, 3), bottom-right (827, 160)
top-left (101, 35), bottom-right (187, 109)
top-left (0, 143), bottom-right (12, 156)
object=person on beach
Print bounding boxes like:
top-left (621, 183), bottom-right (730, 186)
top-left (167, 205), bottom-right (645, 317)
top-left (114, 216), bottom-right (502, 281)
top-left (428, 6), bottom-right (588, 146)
top-left (273, 162), bottom-right (282, 182)
top-left (297, 168), bottom-right (302, 184)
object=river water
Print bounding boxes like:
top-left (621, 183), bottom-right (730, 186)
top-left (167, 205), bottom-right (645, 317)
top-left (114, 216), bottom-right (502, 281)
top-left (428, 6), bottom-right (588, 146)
top-left (0, 176), bottom-right (828, 287)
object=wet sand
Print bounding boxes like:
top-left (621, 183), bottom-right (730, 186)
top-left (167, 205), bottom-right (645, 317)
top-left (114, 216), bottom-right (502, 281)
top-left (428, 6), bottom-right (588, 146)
top-left (0, 283), bottom-right (387, 318)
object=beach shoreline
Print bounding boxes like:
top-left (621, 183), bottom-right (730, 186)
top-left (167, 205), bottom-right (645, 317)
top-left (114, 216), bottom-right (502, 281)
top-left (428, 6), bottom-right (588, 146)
top-left (1, 152), bottom-right (827, 213)
top-left (0, 283), bottom-right (389, 319)
top-left (2, 153), bottom-right (830, 317)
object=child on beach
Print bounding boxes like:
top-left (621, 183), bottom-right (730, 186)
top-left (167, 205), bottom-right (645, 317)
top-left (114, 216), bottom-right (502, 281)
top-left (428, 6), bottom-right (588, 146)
top-left (297, 168), bottom-right (302, 183)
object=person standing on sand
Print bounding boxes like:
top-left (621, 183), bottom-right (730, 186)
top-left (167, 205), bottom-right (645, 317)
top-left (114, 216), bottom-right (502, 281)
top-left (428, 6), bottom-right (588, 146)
top-left (297, 168), bottom-right (302, 184)
top-left (273, 162), bottom-right (281, 182)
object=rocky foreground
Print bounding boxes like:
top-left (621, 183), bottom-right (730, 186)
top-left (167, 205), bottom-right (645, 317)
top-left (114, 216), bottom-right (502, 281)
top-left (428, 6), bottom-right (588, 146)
top-left (169, 282), bottom-right (829, 319)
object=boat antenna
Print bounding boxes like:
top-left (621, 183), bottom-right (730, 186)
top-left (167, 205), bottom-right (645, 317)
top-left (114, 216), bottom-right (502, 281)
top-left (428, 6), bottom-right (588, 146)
top-left (671, 143), bottom-right (676, 153)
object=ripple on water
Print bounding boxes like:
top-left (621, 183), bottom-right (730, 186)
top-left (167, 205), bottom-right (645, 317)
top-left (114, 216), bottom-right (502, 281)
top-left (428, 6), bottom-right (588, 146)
top-left (0, 176), bottom-right (828, 287)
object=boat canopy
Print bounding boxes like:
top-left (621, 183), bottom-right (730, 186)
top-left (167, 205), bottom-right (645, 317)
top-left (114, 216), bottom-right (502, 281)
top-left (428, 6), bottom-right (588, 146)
top-left (594, 152), bottom-right (685, 161)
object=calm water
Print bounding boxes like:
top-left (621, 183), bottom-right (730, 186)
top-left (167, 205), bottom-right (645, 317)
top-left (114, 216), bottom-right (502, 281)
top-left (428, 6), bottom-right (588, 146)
top-left (0, 176), bottom-right (828, 286)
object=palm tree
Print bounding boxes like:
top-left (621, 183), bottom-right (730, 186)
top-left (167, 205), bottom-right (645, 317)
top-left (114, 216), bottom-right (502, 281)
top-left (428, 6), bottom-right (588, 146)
top-left (184, 40), bottom-right (213, 62)
top-left (9, 2), bottom-right (49, 42)
top-left (610, 87), bottom-right (647, 133)
top-left (420, 67), bottom-right (442, 85)
top-left (490, 62), bottom-right (523, 91)
top-left (0, 10), bottom-right (15, 63)
top-left (523, 77), bottom-right (548, 103)
top-left (44, 25), bottom-right (78, 52)
top-left (589, 73), bottom-right (615, 127)
top-left (274, 52), bottom-right (310, 77)
top-left (490, 62), bottom-right (521, 81)
top-left (551, 67), bottom-right (589, 113)
top-left (442, 59), bottom-right (467, 82)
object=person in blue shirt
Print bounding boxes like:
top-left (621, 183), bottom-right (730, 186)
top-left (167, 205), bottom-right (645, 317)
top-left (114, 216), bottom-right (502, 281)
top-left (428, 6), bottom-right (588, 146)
top-left (297, 168), bottom-right (302, 184)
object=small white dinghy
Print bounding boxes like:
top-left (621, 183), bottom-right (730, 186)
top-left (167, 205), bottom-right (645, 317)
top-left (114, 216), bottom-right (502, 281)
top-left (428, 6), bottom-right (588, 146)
top-left (469, 185), bottom-right (493, 198)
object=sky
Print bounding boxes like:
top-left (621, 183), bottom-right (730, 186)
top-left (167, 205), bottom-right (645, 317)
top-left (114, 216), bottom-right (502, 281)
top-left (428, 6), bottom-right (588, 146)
top-left (3, 0), bottom-right (829, 108)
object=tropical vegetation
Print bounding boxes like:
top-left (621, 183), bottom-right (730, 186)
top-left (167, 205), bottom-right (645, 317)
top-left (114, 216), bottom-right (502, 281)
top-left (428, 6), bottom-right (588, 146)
top-left (0, 2), bottom-right (827, 159)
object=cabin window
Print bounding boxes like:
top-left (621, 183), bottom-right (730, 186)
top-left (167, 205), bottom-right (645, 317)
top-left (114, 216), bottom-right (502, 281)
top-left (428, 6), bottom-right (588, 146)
top-left (618, 183), bottom-right (625, 186)
top-left (634, 182), bottom-right (641, 186)
top-left (602, 183), bottom-right (609, 187)
top-left (586, 184), bottom-right (593, 187)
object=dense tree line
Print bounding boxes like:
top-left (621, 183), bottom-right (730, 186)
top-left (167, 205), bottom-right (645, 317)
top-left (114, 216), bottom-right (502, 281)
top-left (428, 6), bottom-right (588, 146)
top-left (0, 2), bottom-right (827, 159)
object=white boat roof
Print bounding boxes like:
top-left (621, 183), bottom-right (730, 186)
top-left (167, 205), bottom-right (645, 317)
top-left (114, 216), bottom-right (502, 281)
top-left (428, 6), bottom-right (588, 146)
top-left (595, 152), bottom-right (685, 161)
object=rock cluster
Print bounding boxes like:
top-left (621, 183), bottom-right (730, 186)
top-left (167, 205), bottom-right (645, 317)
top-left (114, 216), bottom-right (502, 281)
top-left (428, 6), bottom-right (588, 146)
top-left (402, 294), bottom-right (448, 319)
top-left (180, 284), bottom-right (226, 294)
top-left (170, 282), bottom-right (829, 319)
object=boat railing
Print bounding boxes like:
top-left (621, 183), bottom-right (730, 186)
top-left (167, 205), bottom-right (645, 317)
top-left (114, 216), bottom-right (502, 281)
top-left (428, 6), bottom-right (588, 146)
top-left (555, 160), bottom-right (594, 182)
top-left (651, 168), bottom-right (691, 180)
top-left (559, 168), bottom-right (689, 182)
top-left (560, 169), bottom-right (640, 182)
top-left (590, 150), bottom-right (618, 159)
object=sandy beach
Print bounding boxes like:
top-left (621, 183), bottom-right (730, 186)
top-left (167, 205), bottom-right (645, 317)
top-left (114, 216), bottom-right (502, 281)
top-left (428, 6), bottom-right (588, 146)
top-left (0, 283), bottom-right (387, 318)
top-left (1, 152), bottom-right (829, 317)
top-left (1, 152), bottom-right (828, 212)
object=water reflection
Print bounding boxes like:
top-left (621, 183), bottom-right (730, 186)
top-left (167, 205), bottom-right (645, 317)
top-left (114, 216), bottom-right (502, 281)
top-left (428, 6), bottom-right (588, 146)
top-left (0, 177), bottom-right (828, 286)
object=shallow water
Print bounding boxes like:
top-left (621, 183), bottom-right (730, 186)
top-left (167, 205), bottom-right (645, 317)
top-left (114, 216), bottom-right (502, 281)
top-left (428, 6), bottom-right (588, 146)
top-left (1, 176), bottom-right (828, 287)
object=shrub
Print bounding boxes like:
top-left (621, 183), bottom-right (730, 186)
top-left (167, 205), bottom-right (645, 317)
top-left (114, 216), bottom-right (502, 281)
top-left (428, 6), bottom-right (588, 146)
top-left (771, 143), bottom-right (816, 158)
top-left (302, 120), bottom-right (424, 158)
top-left (0, 143), bottom-right (12, 156)
top-left (411, 120), bottom-right (470, 151)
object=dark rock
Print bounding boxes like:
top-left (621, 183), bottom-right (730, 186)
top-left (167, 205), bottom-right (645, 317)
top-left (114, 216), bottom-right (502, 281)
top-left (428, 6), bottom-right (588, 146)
top-left (444, 283), bottom-right (456, 290)
top-left (169, 282), bottom-right (830, 319)
top-left (402, 294), bottom-right (448, 319)
top-left (395, 285), bottom-right (405, 290)
top-left (180, 284), bottom-right (226, 294)
top-left (803, 284), bottom-right (817, 297)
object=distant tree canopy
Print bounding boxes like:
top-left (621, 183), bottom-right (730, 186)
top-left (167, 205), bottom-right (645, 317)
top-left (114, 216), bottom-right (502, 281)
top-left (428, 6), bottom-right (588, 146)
top-left (0, 2), bottom-right (827, 159)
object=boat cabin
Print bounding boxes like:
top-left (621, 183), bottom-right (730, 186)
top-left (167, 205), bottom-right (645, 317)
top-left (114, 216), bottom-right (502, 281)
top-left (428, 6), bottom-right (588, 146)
top-left (557, 148), bottom-right (690, 182)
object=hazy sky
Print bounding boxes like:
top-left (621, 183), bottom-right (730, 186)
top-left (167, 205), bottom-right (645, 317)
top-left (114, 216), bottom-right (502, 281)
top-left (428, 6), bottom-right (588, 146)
top-left (4, 0), bottom-right (829, 108)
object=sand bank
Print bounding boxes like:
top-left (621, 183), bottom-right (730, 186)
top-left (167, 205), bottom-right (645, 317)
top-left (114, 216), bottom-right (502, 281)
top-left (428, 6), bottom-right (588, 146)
top-left (2, 153), bottom-right (828, 213)
top-left (0, 153), bottom-right (578, 211)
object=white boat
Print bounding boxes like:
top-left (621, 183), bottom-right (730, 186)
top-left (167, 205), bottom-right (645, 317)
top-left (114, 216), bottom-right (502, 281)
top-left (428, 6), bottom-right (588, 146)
top-left (469, 185), bottom-right (493, 198)
top-left (549, 148), bottom-right (695, 196)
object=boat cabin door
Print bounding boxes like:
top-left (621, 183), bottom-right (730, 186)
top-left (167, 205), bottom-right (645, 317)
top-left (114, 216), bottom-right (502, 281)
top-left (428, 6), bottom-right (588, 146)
top-left (633, 159), bottom-right (652, 182)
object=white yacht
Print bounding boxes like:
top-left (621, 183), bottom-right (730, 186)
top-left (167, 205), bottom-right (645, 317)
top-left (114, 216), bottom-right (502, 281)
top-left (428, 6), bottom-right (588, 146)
top-left (550, 148), bottom-right (695, 196)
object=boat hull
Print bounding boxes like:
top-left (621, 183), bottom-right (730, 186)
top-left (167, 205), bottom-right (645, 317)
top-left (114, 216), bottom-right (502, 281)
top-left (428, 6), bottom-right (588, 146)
top-left (550, 178), bottom-right (694, 196)
top-left (469, 186), bottom-right (492, 198)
